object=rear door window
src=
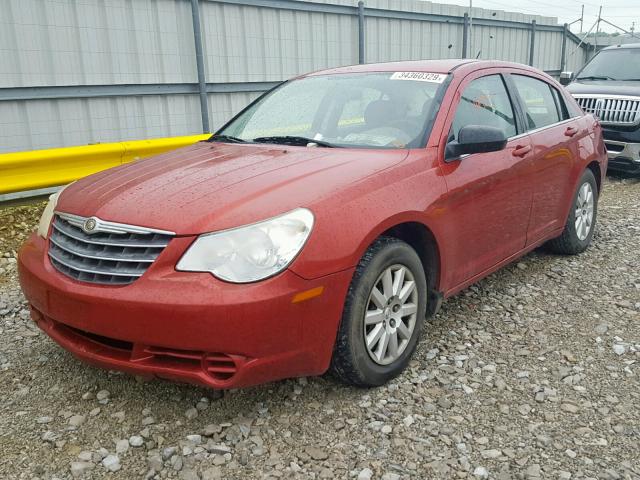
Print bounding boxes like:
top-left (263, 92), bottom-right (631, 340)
top-left (511, 75), bottom-right (561, 130)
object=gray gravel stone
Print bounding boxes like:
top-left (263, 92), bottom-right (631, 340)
top-left (185, 408), bottom-right (198, 420)
top-left (163, 446), bottom-right (178, 460)
top-left (473, 466), bottom-right (489, 478)
top-left (115, 439), bottom-right (129, 454)
top-left (381, 473), bottom-right (401, 480)
top-left (357, 468), bottom-right (374, 480)
top-left (480, 449), bottom-right (502, 459)
top-left (95, 390), bottom-right (110, 401)
top-left (70, 461), bottom-right (94, 478)
top-left (101, 455), bottom-right (121, 472)
top-left (147, 455), bottom-right (162, 471)
top-left (613, 344), bottom-right (626, 355)
top-left (68, 414), bottom-right (86, 427)
top-left (305, 446), bottom-right (329, 460)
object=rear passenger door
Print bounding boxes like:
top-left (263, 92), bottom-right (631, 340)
top-left (508, 74), bottom-right (583, 244)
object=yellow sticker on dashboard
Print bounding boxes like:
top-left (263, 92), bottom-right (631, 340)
top-left (390, 72), bottom-right (446, 83)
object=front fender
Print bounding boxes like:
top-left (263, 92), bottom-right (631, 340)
top-left (288, 150), bottom-right (448, 282)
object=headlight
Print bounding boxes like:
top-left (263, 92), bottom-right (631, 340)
top-left (176, 208), bottom-right (314, 283)
top-left (37, 188), bottom-right (64, 238)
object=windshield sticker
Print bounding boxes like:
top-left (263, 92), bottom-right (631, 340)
top-left (390, 72), bottom-right (446, 83)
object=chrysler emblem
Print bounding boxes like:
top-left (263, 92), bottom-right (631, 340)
top-left (83, 217), bottom-right (98, 233)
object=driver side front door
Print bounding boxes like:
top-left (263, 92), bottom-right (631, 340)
top-left (437, 71), bottom-right (534, 293)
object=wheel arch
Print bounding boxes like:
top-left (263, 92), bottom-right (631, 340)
top-left (586, 160), bottom-right (602, 193)
top-left (358, 216), bottom-right (444, 317)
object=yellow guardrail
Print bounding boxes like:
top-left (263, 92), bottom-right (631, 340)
top-left (0, 134), bottom-right (211, 195)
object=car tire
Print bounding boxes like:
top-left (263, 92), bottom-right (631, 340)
top-left (330, 236), bottom-right (427, 387)
top-left (545, 168), bottom-right (598, 255)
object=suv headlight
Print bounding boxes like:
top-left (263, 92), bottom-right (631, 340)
top-left (176, 208), bottom-right (314, 283)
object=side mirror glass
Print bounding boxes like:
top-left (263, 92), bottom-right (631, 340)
top-left (559, 71), bottom-right (573, 86)
top-left (445, 125), bottom-right (508, 162)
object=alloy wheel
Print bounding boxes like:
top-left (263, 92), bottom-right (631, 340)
top-left (575, 182), bottom-right (594, 241)
top-left (363, 264), bottom-right (418, 366)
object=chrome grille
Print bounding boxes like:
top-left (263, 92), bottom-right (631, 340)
top-left (48, 213), bottom-right (174, 285)
top-left (574, 95), bottom-right (640, 126)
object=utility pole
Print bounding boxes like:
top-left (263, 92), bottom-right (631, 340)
top-left (568, 7), bottom-right (584, 34)
top-left (190, 0), bottom-right (210, 133)
top-left (594, 6), bottom-right (601, 55)
top-left (469, 0), bottom-right (473, 60)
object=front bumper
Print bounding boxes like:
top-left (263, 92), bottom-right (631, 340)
top-left (18, 233), bottom-right (354, 389)
top-left (604, 139), bottom-right (640, 174)
top-left (601, 126), bottom-right (640, 175)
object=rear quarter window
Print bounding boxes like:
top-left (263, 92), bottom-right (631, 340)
top-left (563, 92), bottom-right (585, 118)
top-left (550, 87), bottom-right (571, 120)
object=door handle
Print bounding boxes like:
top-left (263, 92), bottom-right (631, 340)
top-left (564, 126), bottom-right (578, 137)
top-left (512, 144), bottom-right (532, 157)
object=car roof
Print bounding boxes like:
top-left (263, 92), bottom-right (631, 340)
top-left (305, 59), bottom-right (540, 77)
top-left (602, 42), bottom-right (640, 50)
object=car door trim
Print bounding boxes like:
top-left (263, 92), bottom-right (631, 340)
top-left (509, 117), bottom-right (580, 140)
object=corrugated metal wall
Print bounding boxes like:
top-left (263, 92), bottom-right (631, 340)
top-left (1, 0), bottom-right (197, 86)
top-left (0, 95), bottom-right (204, 153)
top-left (200, 2), bottom-right (360, 82)
top-left (0, 0), bottom-right (588, 153)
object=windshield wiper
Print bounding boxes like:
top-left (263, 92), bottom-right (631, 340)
top-left (619, 78), bottom-right (640, 81)
top-left (208, 134), bottom-right (248, 144)
top-left (252, 136), bottom-right (337, 148)
top-left (576, 75), bottom-right (618, 81)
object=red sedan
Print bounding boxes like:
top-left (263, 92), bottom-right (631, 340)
top-left (19, 60), bottom-right (607, 389)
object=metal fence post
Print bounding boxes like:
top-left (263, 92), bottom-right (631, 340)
top-left (190, 0), bottom-right (210, 133)
top-left (528, 20), bottom-right (536, 66)
top-left (462, 13), bottom-right (469, 58)
top-left (560, 23), bottom-right (568, 73)
top-left (358, 1), bottom-right (365, 64)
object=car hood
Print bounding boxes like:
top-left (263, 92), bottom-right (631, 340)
top-left (567, 80), bottom-right (640, 97)
top-left (56, 141), bottom-right (409, 235)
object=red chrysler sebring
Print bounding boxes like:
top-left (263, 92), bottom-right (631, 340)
top-left (19, 60), bottom-right (606, 389)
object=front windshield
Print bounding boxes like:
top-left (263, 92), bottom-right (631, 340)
top-left (577, 49), bottom-right (640, 81)
top-left (216, 72), bottom-right (448, 148)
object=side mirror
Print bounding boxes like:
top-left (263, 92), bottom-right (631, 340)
top-left (559, 71), bottom-right (573, 86)
top-left (445, 125), bottom-right (508, 162)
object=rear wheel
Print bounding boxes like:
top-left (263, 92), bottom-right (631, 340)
top-left (330, 237), bottom-right (427, 387)
top-left (545, 169), bottom-right (598, 255)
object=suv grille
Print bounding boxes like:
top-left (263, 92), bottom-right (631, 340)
top-left (574, 95), bottom-right (640, 126)
top-left (48, 213), bottom-right (174, 285)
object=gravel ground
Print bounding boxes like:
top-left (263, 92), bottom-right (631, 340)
top-left (0, 177), bottom-right (639, 480)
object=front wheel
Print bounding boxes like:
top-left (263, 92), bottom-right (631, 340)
top-left (545, 168), bottom-right (598, 255)
top-left (330, 237), bottom-right (427, 387)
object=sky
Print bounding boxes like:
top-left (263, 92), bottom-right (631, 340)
top-left (427, 0), bottom-right (640, 35)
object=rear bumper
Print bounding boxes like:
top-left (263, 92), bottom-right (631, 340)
top-left (18, 233), bottom-right (353, 389)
